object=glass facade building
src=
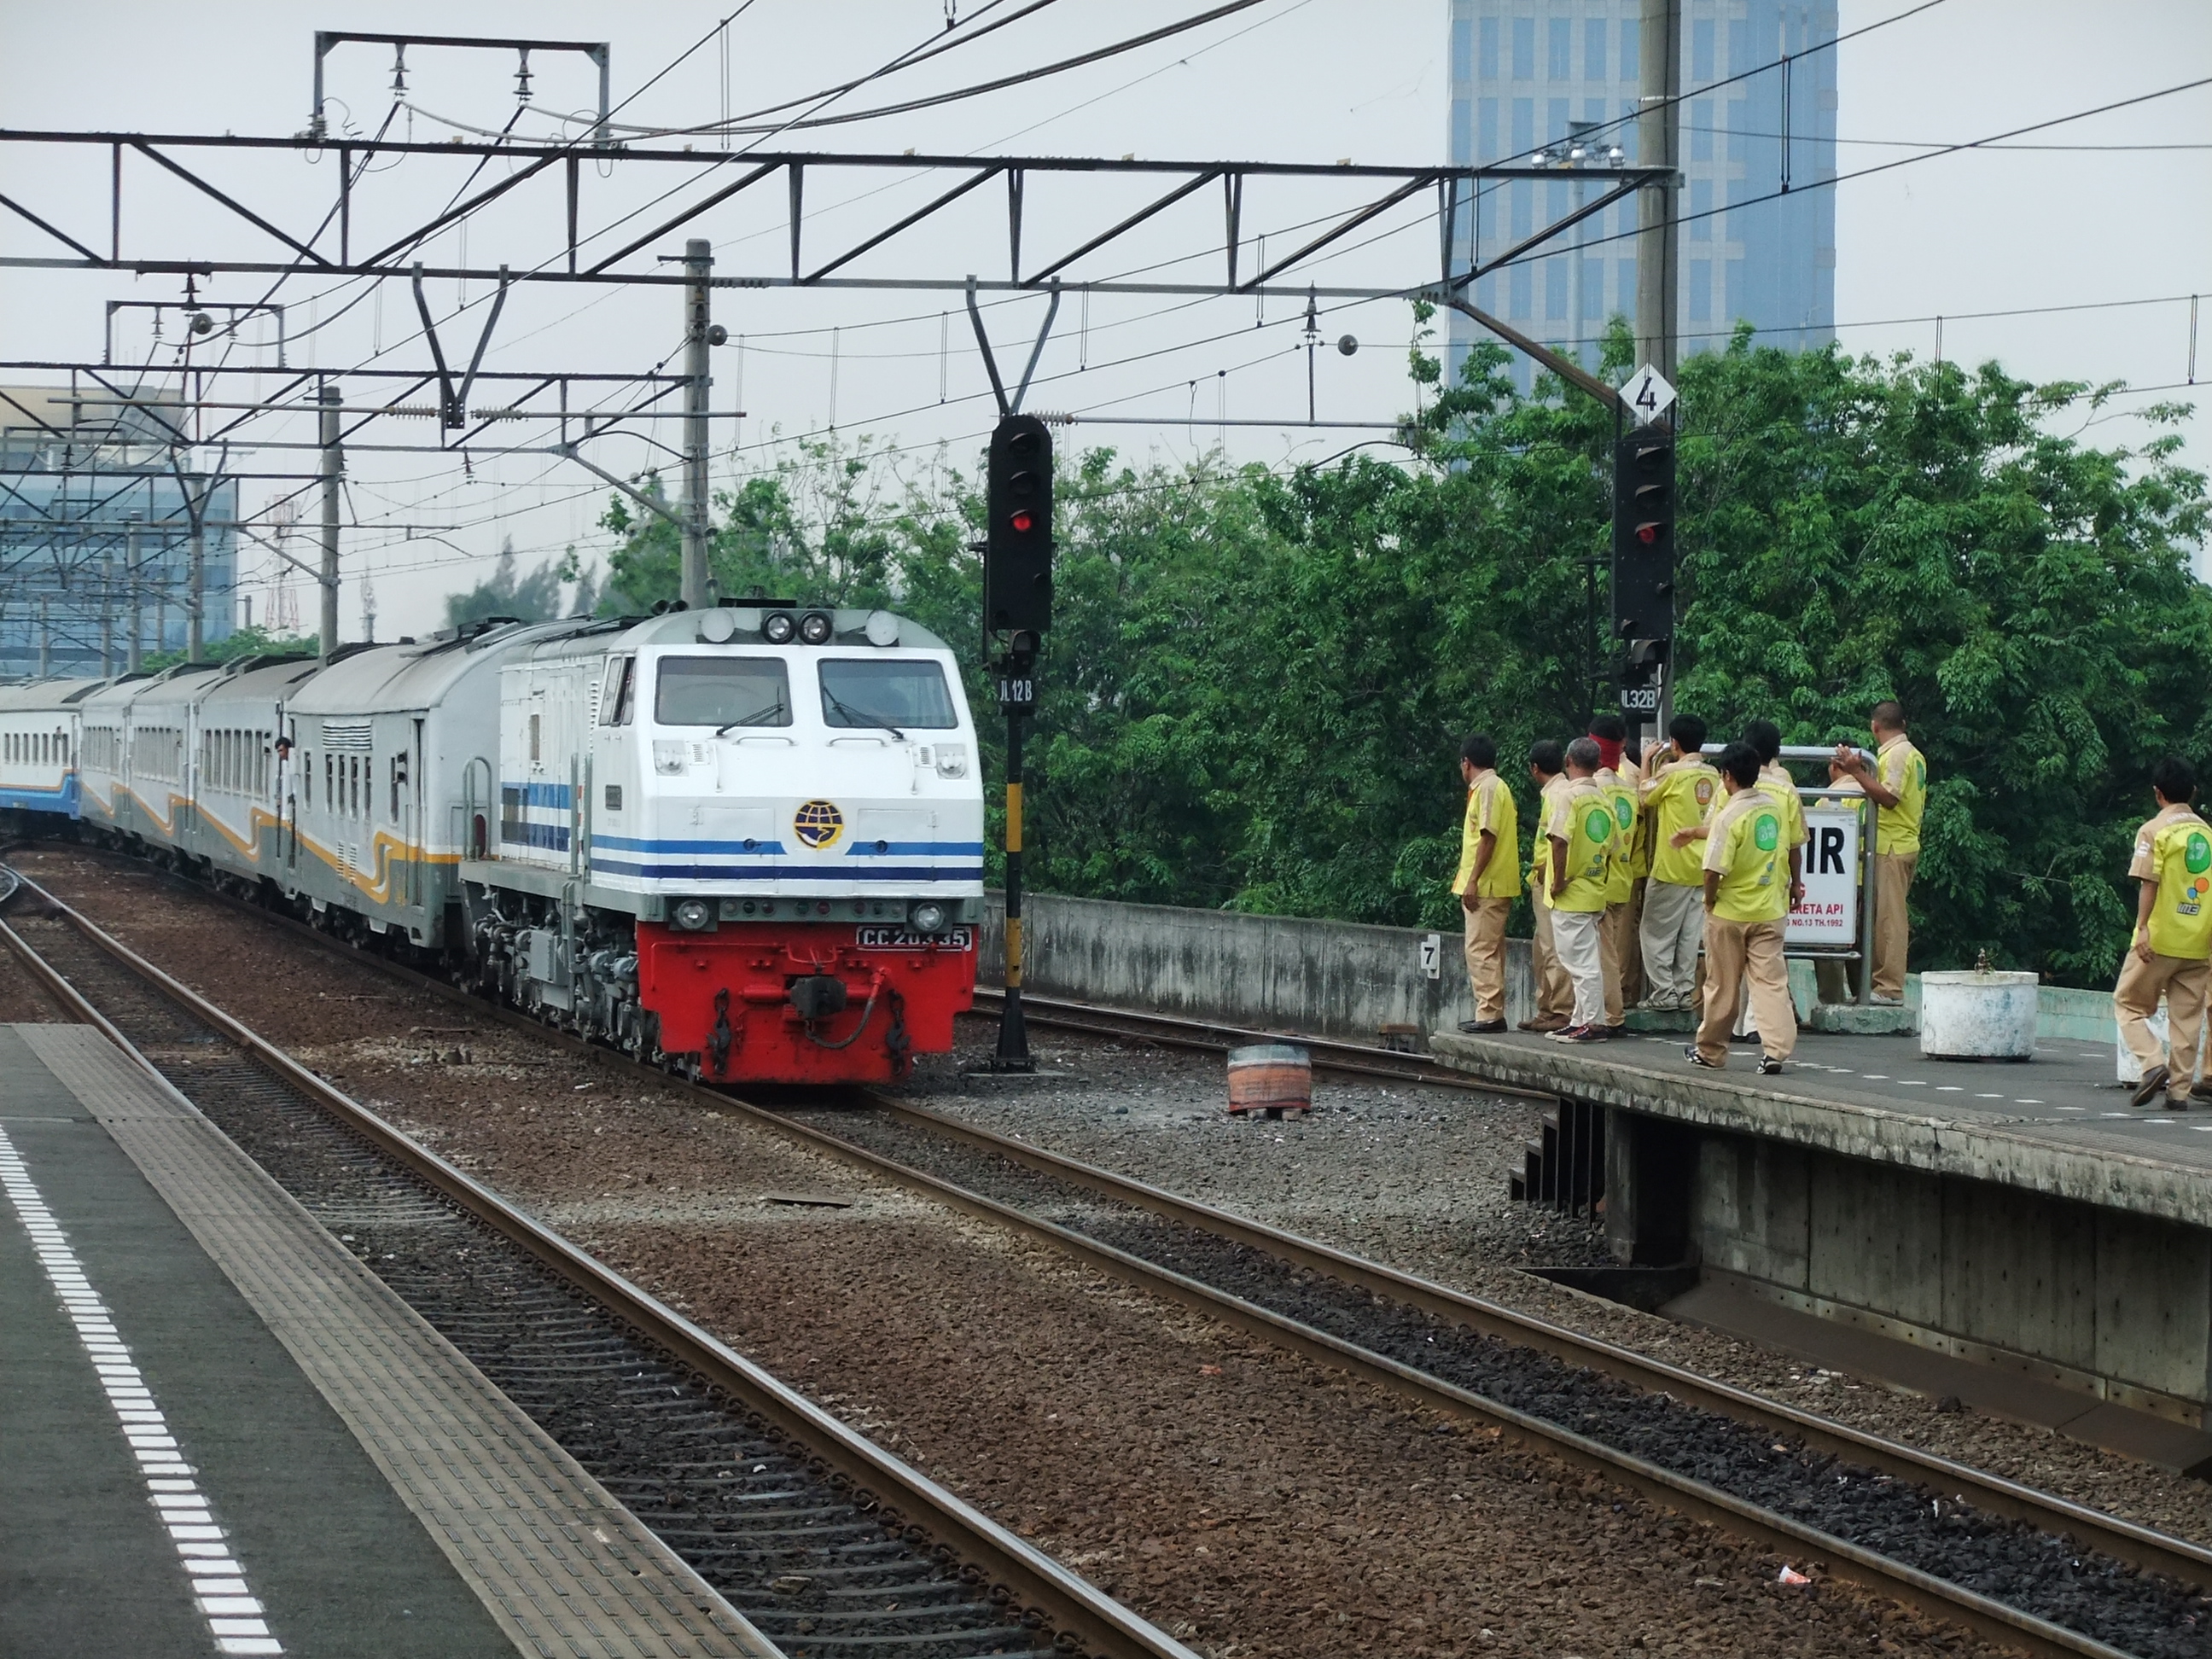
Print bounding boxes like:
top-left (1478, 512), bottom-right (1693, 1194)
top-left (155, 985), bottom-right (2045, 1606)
top-left (0, 384), bottom-right (236, 677)
top-left (1446, 0), bottom-right (1837, 393)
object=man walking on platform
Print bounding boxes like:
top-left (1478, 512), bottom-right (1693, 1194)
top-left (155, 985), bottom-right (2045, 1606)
top-left (1452, 733), bottom-right (1520, 1033)
top-left (2114, 757), bottom-right (2212, 1109)
top-left (1639, 715), bottom-right (1718, 1009)
top-left (1520, 740), bottom-right (1574, 1032)
top-left (1689, 742), bottom-right (1796, 1074)
top-left (1545, 737), bottom-right (1620, 1043)
top-left (1834, 701), bottom-right (1926, 1004)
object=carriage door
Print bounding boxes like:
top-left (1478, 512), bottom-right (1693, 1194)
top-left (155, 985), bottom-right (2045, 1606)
top-left (409, 719), bottom-right (426, 905)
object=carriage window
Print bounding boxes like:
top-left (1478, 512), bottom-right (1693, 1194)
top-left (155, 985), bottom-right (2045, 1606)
top-left (818, 659), bottom-right (958, 730)
top-left (655, 657), bottom-right (792, 728)
top-left (601, 656), bottom-right (636, 726)
top-left (529, 713), bottom-right (542, 763)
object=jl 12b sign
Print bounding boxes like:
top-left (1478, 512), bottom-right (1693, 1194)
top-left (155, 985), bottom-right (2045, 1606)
top-left (1787, 805), bottom-right (1861, 948)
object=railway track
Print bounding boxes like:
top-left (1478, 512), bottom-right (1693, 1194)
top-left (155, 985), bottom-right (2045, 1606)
top-left (967, 984), bottom-right (1552, 1099)
top-left (15, 848), bottom-right (2212, 1659)
top-left (0, 865), bottom-right (1198, 1659)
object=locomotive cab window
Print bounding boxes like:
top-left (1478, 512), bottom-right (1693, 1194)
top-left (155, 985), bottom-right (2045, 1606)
top-left (818, 659), bottom-right (958, 730)
top-left (655, 657), bottom-right (792, 728)
top-left (600, 656), bottom-right (637, 726)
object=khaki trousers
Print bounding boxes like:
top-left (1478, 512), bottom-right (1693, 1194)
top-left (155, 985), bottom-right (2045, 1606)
top-left (1461, 896), bottom-right (1511, 1023)
top-left (1697, 916), bottom-right (1796, 1066)
top-left (1598, 902), bottom-right (1629, 1026)
top-left (2114, 949), bottom-right (2209, 1090)
top-left (1529, 900), bottom-right (1574, 1021)
top-left (1619, 879), bottom-right (1648, 1009)
top-left (1639, 879), bottom-right (1704, 1007)
top-left (1873, 852), bottom-right (1918, 998)
top-left (1551, 906), bottom-right (1607, 1029)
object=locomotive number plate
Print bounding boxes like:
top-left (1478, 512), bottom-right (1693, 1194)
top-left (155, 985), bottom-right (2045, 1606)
top-left (856, 926), bottom-right (973, 950)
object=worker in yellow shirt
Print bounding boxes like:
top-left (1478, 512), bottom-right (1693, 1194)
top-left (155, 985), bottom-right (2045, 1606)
top-left (1833, 701), bottom-right (1926, 1003)
top-left (1688, 742), bottom-right (1796, 1074)
top-left (1452, 732), bottom-right (1521, 1033)
top-left (1545, 736), bottom-right (1621, 1043)
top-left (1520, 739), bottom-right (1575, 1032)
top-left (1743, 719), bottom-right (1809, 909)
top-left (1639, 714), bottom-right (1718, 1010)
top-left (2114, 757), bottom-right (2212, 1109)
top-left (1590, 713), bottom-right (1638, 1035)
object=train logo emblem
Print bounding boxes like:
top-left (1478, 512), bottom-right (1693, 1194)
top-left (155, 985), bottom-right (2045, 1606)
top-left (793, 800), bottom-right (845, 849)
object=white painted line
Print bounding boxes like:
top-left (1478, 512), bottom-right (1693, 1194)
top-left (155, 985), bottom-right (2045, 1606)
top-left (1975, 1092), bottom-right (2004, 1098)
top-left (2100, 1111), bottom-right (2130, 1118)
top-left (0, 1126), bottom-right (282, 1655)
top-left (2192, 1126), bottom-right (2212, 1132)
top-left (1862, 1074), bottom-right (1889, 1081)
top-left (2016, 1099), bottom-right (2044, 1105)
top-left (1936, 1086), bottom-right (1963, 1092)
top-left (2145, 1118), bottom-right (2177, 1125)
top-left (1898, 1080), bottom-right (1928, 1087)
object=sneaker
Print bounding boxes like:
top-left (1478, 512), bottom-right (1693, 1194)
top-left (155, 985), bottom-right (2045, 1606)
top-left (1598, 1024), bottom-right (1629, 1039)
top-left (1458, 1018), bottom-right (1508, 1034)
top-left (1870, 993), bottom-right (1904, 1006)
top-left (1563, 1024), bottom-right (1610, 1043)
top-left (1732, 1029), bottom-right (1761, 1045)
top-left (1549, 1023), bottom-right (1592, 1042)
top-left (1756, 1056), bottom-right (1786, 1076)
top-left (2192, 1083), bottom-right (2212, 1106)
top-left (2131, 1064), bottom-right (2171, 1109)
top-left (1684, 1045), bottom-right (1721, 1069)
top-left (1520, 1015), bottom-right (1569, 1033)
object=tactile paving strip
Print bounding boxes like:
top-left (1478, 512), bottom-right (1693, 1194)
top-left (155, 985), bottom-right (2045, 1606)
top-left (20, 1023), bottom-right (783, 1659)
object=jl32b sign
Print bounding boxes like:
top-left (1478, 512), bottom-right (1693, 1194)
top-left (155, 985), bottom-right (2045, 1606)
top-left (1787, 804), bottom-right (1862, 948)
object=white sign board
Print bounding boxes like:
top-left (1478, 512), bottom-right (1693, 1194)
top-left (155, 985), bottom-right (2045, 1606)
top-left (1787, 804), bottom-right (1861, 948)
top-left (1420, 932), bottom-right (1442, 981)
top-left (1624, 364), bottom-right (1677, 426)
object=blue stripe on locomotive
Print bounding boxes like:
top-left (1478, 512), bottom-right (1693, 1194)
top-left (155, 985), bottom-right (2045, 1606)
top-left (0, 774), bottom-right (81, 820)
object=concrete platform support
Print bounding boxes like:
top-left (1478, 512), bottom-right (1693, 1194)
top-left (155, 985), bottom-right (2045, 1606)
top-left (1608, 1110), bottom-right (2212, 1423)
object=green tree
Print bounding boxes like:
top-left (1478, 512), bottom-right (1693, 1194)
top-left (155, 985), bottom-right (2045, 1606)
top-left (442, 537), bottom-right (568, 628)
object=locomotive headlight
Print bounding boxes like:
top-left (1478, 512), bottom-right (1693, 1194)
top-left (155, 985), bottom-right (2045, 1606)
top-left (799, 610), bottom-right (835, 645)
top-left (909, 900), bottom-right (947, 934)
top-left (672, 898), bottom-right (713, 931)
top-left (762, 610), bottom-right (797, 644)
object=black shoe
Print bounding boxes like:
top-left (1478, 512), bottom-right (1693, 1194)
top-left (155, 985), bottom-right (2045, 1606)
top-left (1598, 1024), bottom-right (1629, 1039)
top-left (1563, 1024), bottom-right (1610, 1043)
top-left (1757, 1056), bottom-right (1785, 1076)
top-left (1458, 1018), bottom-right (1508, 1034)
top-left (2131, 1065), bottom-right (2170, 1109)
top-left (1685, 1045), bottom-right (1721, 1069)
top-left (1732, 1029), bottom-right (1761, 1045)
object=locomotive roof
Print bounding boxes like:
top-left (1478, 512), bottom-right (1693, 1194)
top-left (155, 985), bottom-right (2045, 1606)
top-left (512, 607), bottom-right (950, 661)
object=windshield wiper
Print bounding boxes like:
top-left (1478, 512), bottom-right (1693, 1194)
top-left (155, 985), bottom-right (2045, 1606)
top-left (823, 688), bottom-right (904, 740)
top-left (715, 698), bottom-right (788, 736)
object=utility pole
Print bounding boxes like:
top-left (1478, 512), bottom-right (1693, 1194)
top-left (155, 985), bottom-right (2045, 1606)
top-left (680, 237), bottom-right (713, 610)
top-left (1636, 0), bottom-right (1682, 381)
top-left (38, 595), bottom-right (50, 678)
top-left (125, 519), bottom-right (143, 672)
top-left (319, 381), bottom-right (342, 661)
top-left (100, 541), bottom-right (114, 677)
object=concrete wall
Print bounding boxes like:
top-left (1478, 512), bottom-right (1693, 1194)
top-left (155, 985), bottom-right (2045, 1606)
top-left (981, 892), bottom-right (1540, 1043)
top-left (983, 891), bottom-right (2120, 1046)
top-left (1690, 1126), bottom-right (2211, 1418)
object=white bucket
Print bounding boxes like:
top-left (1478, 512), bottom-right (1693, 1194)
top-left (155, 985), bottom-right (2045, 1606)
top-left (1919, 969), bottom-right (2038, 1060)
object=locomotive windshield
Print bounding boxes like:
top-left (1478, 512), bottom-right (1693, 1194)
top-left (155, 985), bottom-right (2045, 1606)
top-left (818, 659), bottom-right (958, 731)
top-left (655, 657), bottom-right (793, 727)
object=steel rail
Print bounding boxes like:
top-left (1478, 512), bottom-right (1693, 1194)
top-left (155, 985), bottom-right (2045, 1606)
top-left (966, 984), bottom-right (1557, 1100)
top-left (0, 870), bottom-right (1200, 1659)
top-left (23, 852), bottom-right (2208, 1648)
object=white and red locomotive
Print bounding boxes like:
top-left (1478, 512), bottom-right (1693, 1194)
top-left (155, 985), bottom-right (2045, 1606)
top-left (0, 604), bottom-right (983, 1085)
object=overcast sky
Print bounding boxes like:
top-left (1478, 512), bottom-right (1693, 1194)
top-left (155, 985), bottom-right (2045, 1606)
top-left (1, 0), bottom-right (2205, 639)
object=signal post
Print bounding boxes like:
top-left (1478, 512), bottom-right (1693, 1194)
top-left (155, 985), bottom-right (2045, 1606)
top-left (982, 414), bottom-right (1054, 1071)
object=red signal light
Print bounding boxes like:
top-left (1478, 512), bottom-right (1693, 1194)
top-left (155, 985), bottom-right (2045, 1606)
top-left (1636, 522), bottom-right (1660, 544)
top-left (1010, 509), bottom-right (1034, 533)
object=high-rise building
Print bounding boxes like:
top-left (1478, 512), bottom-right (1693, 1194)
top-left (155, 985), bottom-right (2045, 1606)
top-left (0, 384), bottom-right (236, 676)
top-left (1445, 1), bottom-right (1837, 393)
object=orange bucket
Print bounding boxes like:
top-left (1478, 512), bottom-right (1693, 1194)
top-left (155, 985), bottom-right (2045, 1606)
top-left (1227, 1044), bottom-right (1312, 1116)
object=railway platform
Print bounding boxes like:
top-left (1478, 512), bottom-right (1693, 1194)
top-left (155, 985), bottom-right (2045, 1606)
top-left (0, 1020), bottom-right (778, 1659)
top-left (1431, 1024), bottom-right (2212, 1469)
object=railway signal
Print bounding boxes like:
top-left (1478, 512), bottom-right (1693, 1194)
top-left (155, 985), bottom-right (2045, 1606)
top-left (1611, 422), bottom-right (1677, 720)
top-left (984, 414), bottom-right (1054, 637)
top-left (980, 413), bottom-right (1055, 1072)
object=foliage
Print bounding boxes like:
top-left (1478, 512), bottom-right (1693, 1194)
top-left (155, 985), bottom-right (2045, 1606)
top-left (142, 621), bottom-right (317, 674)
top-left (587, 325), bottom-right (2209, 986)
top-left (441, 537), bottom-right (585, 629)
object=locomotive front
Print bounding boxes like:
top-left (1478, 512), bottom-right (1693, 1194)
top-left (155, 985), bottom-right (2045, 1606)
top-left (487, 605), bottom-right (983, 1084)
